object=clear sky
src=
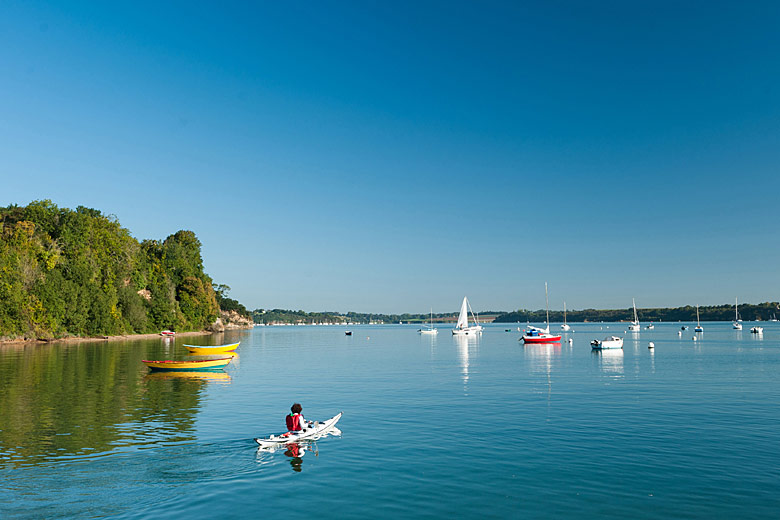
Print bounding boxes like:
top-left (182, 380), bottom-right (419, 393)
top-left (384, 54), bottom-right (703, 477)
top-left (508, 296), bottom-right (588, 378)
top-left (2, 1), bottom-right (779, 313)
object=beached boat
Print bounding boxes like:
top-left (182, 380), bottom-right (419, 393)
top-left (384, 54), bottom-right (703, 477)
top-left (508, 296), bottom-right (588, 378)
top-left (628, 299), bottom-right (640, 332)
top-left (452, 297), bottom-right (483, 336)
top-left (521, 283), bottom-right (562, 343)
top-left (183, 342), bottom-right (240, 354)
top-left (419, 308), bottom-right (438, 335)
top-left (160, 330), bottom-right (175, 337)
top-left (141, 357), bottom-right (233, 371)
top-left (561, 301), bottom-right (571, 331)
top-left (694, 305), bottom-right (704, 332)
top-left (591, 336), bottom-right (624, 349)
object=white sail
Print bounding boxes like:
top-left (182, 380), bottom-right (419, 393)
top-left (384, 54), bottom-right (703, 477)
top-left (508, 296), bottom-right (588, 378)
top-left (456, 297), bottom-right (469, 330)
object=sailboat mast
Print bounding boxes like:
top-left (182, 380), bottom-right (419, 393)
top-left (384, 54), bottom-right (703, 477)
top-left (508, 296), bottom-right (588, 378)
top-left (735, 298), bottom-right (738, 321)
top-left (545, 282), bottom-right (550, 328)
top-left (564, 301), bottom-right (567, 326)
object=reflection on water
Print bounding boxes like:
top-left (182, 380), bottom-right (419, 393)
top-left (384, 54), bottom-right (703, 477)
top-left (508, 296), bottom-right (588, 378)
top-left (0, 339), bottom-right (209, 467)
top-left (523, 343), bottom-right (561, 399)
top-left (256, 426), bottom-right (342, 473)
top-left (591, 348), bottom-right (624, 377)
top-left (144, 371), bottom-right (232, 383)
top-left (453, 334), bottom-right (479, 394)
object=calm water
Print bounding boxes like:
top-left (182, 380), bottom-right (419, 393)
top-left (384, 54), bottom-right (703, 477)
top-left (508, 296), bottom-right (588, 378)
top-left (2, 322), bottom-right (780, 518)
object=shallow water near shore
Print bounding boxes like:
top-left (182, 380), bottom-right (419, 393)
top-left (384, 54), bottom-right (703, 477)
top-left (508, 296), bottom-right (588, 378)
top-left (2, 322), bottom-right (780, 518)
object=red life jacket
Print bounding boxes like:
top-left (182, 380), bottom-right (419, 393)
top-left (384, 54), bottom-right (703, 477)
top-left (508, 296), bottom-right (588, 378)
top-left (286, 413), bottom-right (303, 432)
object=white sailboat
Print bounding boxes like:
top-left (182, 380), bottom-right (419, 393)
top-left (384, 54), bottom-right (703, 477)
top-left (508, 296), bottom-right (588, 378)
top-left (419, 308), bottom-right (438, 335)
top-left (733, 298), bottom-right (742, 330)
top-left (628, 298), bottom-right (640, 332)
top-left (452, 297), bottom-right (483, 336)
top-left (694, 305), bottom-right (704, 332)
top-left (561, 301), bottom-right (571, 331)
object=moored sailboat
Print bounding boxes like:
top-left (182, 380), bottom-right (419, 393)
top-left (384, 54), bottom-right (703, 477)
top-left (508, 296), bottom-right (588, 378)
top-left (733, 298), bottom-right (742, 330)
top-left (521, 283), bottom-right (562, 343)
top-left (419, 308), bottom-right (438, 335)
top-left (561, 301), bottom-right (571, 331)
top-left (694, 305), bottom-right (704, 332)
top-left (452, 297), bottom-right (483, 336)
top-left (628, 298), bottom-right (640, 332)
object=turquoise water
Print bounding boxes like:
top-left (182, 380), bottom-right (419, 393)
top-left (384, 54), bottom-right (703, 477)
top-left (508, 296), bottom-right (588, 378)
top-left (2, 322), bottom-right (780, 518)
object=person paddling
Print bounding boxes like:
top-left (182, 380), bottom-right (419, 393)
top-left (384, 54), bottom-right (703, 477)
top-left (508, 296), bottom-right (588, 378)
top-left (286, 403), bottom-right (312, 433)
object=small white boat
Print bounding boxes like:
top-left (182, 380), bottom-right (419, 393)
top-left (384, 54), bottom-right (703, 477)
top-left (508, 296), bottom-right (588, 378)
top-left (591, 336), bottom-right (624, 349)
top-left (628, 298), bottom-right (640, 332)
top-left (419, 308), bottom-right (438, 335)
top-left (771, 313), bottom-right (778, 322)
top-left (694, 305), bottom-right (704, 332)
top-left (646, 323), bottom-right (654, 330)
top-left (751, 326), bottom-right (763, 334)
top-left (561, 301), bottom-right (571, 331)
top-left (733, 298), bottom-right (742, 329)
top-left (452, 297), bottom-right (483, 336)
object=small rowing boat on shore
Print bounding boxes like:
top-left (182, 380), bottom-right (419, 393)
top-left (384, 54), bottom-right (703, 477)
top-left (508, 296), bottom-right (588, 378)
top-left (183, 342), bottom-right (240, 354)
top-left (141, 357), bottom-right (233, 371)
top-left (160, 330), bottom-right (175, 337)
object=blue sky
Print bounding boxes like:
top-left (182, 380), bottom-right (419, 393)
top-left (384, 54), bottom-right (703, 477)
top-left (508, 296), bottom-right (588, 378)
top-left (2, 1), bottom-right (779, 313)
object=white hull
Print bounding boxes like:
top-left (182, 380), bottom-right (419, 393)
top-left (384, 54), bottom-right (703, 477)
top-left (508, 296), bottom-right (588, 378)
top-left (420, 328), bottom-right (438, 335)
top-left (255, 412), bottom-right (343, 448)
top-left (591, 336), bottom-right (624, 349)
top-left (628, 324), bottom-right (640, 332)
top-left (452, 326), bottom-right (482, 336)
top-left (733, 322), bottom-right (742, 330)
top-left (561, 324), bottom-right (571, 331)
top-left (751, 327), bottom-right (763, 334)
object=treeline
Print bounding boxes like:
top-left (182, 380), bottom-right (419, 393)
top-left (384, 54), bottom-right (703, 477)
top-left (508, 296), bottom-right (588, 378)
top-left (494, 302), bottom-right (780, 323)
top-left (251, 309), bottom-right (463, 325)
top-left (0, 200), bottom-right (238, 340)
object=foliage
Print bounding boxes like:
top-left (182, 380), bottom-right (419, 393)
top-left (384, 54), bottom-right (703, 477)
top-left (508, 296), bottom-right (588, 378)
top-left (0, 200), bottom-right (227, 340)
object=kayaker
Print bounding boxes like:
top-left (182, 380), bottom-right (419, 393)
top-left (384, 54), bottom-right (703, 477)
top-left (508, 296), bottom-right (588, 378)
top-left (286, 403), bottom-right (312, 432)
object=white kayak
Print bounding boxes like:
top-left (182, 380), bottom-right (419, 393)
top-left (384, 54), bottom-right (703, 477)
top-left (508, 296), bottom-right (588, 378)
top-left (254, 412), bottom-right (343, 448)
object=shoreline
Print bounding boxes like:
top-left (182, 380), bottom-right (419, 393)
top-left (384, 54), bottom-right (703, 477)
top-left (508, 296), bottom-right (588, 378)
top-left (0, 330), bottom-right (214, 346)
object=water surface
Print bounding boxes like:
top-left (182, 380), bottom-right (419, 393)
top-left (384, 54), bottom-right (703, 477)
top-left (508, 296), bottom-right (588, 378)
top-left (2, 322), bottom-right (779, 518)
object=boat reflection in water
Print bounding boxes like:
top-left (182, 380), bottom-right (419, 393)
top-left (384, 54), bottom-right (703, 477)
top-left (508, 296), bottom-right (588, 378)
top-left (144, 370), bottom-right (232, 383)
top-left (453, 333), bottom-right (479, 395)
top-left (592, 348), bottom-right (624, 378)
top-left (523, 342), bottom-right (561, 398)
top-left (256, 426), bottom-right (343, 473)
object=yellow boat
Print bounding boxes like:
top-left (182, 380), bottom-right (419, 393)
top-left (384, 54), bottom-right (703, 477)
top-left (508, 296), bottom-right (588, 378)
top-left (141, 357), bottom-right (233, 371)
top-left (183, 342), bottom-right (240, 354)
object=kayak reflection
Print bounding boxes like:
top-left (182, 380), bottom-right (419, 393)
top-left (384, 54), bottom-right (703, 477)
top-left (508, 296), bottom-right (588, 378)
top-left (255, 426), bottom-right (342, 473)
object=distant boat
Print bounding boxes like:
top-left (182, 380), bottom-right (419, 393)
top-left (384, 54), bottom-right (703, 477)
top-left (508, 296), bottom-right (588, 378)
top-left (142, 357), bottom-right (233, 371)
top-left (521, 283), bottom-right (562, 343)
top-left (561, 301), bottom-right (571, 331)
top-left (694, 305), bottom-right (704, 332)
top-left (183, 342), bottom-right (240, 354)
top-left (419, 308), bottom-right (438, 335)
top-left (681, 326), bottom-right (688, 331)
top-left (628, 299), bottom-right (640, 332)
top-left (591, 336), bottom-right (624, 350)
top-left (646, 323), bottom-right (654, 330)
top-left (452, 297), bottom-right (483, 336)
top-left (733, 298), bottom-right (742, 330)
top-left (160, 330), bottom-right (176, 337)
top-left (345, 331), bottom-right (353, 336)
top-left (771, 313), bottom-right (778, 322)
top-left (751, 326), bottom-right (763, 334)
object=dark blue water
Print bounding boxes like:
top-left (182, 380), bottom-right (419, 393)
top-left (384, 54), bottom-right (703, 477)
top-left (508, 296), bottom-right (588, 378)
top-left (2, 322), bottom-right (780, 518)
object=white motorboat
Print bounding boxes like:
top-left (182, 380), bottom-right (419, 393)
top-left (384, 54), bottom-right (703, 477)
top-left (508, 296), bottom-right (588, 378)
top-left (694, 305), bottom-right (704, 332)
top-left (628, 298), bottom-right (640, 332)
top-left (591, 336), bottom-right (624, 349)
top-left (646, 323), bottom-right (654, 330)
top-left (733, 298), bottom-right (742, 329)
top-left (452, 297), bottom-right (483, 336)
top-left (751, 326), bottom-right (763, 334)
top-left (419, 308), bottom-right (438, 335)
top-left (561, 301), bottom-right (571, 331)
